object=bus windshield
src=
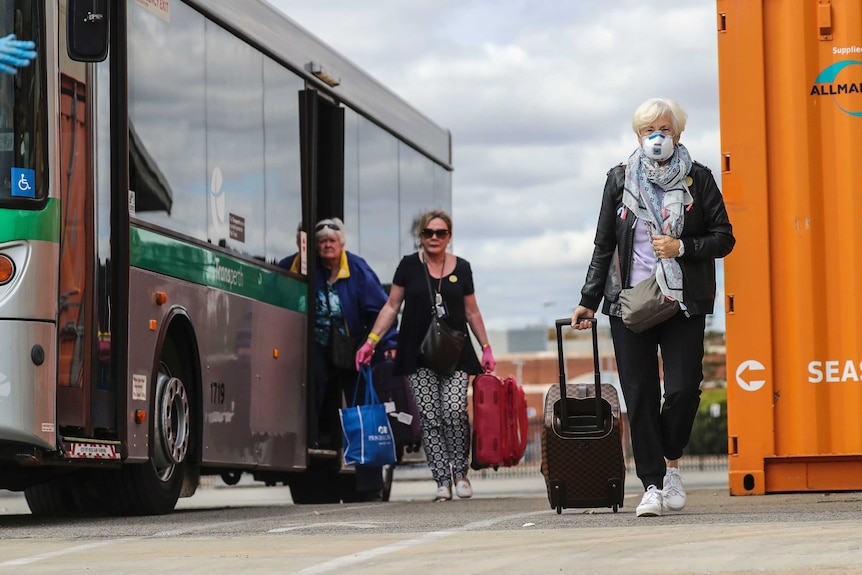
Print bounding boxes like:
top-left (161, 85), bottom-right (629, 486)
top-left (0, 0), bottom-right (43, 205)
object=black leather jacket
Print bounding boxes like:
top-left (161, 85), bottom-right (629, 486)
top-left (579, 161), bottom-right (735, 317)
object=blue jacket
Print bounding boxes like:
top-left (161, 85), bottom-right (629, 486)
top-left (322, 250), bottom-right (398, 357)
top-left (278, 251), bottom-right (398, 360)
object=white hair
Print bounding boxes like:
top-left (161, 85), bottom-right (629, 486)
top-left (314, 217), bottom-right (346, 246)
top-left (631, 98), bottom-right (688, 135)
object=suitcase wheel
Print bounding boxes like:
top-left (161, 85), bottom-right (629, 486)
top-left (612, 504), bottom-right (619, 513)
top-left (556, 506), bottom-right (562, 515)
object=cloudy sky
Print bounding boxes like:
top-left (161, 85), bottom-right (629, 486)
top-left (267, 0), bottom-right (727, 332)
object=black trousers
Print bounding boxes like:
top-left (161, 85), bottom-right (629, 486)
top-left (610, 312), bottom-right (705, 490)
top-left (314, 342), bottom-right (383, 493)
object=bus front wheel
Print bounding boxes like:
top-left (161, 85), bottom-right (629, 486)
top-left (109, 362), bottom-right (192, 515)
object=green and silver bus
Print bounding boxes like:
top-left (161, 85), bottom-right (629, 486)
top-left (0, 0), bottom-right (451, 515)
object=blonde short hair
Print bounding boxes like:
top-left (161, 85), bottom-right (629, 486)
top-left (631, 98), bottom-right (688, 136)
top-left (416, 209), bottom-right (453, 238)
top-left (314, 217), bottom-right (346, 246)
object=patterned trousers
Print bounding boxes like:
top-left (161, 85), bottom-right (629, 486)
top-left (407, 368), bottom-right (471, 487)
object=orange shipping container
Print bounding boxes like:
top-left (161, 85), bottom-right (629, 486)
top-left (718, 0), bottom-right (862, 494)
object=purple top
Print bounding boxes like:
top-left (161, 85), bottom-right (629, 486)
top-left (629, 187), bottom-right (665, 286)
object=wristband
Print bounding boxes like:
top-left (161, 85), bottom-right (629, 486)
top-left (482, 343), bottom-right (490, 349)
top-left (367, 332), bottom-right (380, 345)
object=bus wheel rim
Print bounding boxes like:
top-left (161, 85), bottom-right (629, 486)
top-left (153, 372), bottom-right (190, 470)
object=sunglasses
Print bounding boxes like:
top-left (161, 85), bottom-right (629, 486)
top-left (421, 228), bottom-right (450, 239)
top-left (315, 223), bottom-right (340, 232)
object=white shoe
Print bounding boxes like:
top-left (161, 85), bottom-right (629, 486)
top-left (434, 485), bottom-right (452, 501)
top-left (662, 467), bottom-right (686, 511)
top-left (454, 478), bottom-right (473, 499)
top-left (636, 485), bottom-right (663, 517)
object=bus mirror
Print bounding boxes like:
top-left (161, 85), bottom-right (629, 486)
top-left (67, 0), bottom-right (109, 62)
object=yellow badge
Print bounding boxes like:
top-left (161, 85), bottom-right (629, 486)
top-left (684, 176), bottom-right (693, 187)
top-left (449, 275), bottom-right (458, 283)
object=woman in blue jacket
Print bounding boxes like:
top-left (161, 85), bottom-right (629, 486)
top-left (280, 218), bottom-right (397, 501)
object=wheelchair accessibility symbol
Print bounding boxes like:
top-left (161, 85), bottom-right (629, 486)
top-left (11, 167), bottom-right (35, 198)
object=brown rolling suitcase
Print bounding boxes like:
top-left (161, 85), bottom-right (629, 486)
top-left (541, 318), bottom-right (625, 513)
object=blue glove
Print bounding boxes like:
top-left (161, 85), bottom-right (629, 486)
top-left (0, 34), bottom-right (36, 75)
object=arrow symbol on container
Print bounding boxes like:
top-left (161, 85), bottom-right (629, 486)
top-left (736, 360), bottom-right (766, 392)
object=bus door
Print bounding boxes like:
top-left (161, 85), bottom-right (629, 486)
top-left (56, 3), bottom-right (115, 447)
top-left (56, 71), bottom-right (98, 437)
top-left (312, 93), bottom-right (345, 222)
top-left (299, 88), bottom-right (344, 449)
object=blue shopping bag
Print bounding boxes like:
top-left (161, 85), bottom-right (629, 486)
top-left (339, 366), bottom-right (397, 467)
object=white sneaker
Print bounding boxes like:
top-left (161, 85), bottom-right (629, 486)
top-left (434, 485), bottom-right (452, 501)
top-left (636, 485), bottom-right (663, 517)
top-left (454, 478), bottom-right (473, 499)
top-left (662, 467), bottom-right (686, 511)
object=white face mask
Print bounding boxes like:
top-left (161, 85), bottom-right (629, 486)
top-left (641, 133), bottom-right (675, 161)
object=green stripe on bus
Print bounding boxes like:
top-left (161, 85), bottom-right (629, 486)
top-left (130, 227), bottom-right (307, 313)
top-left (0, 199), bottom-right (61, 243)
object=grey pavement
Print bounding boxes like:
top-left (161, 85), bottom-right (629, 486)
top-left (5, 466), bottom-right (862, 574)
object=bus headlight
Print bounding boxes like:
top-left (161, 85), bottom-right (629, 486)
top-left (0, 254), bottom-right (15, 285)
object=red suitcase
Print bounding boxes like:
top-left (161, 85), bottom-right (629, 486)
top-left (471, 372), bottom-right (528, 470)
top-left (541, 318), bottom-right (625, 513)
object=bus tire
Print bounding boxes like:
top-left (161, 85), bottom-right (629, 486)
top-left (289, 470), bottom-right (341, 504)
top-left (24, 478), bottom-right (79, 515)
top-left (110, 459), bottom-right (187, 515)
top-left (109, 354), bottom-right (193, 515)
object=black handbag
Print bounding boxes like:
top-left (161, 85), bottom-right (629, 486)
top-left (324, 288), bottom-right (363, 371)
top-left (419, 256), bottom-right (466, 375)
top-left (619, 273), bottom-right (679, 333)
top-left (420, 319), bottom-right (467, 375)
top-left (328, 326), bottom-right (363, 371)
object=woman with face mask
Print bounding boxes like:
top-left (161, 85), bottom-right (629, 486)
top-left (570, 98), bottom-right (735, 518)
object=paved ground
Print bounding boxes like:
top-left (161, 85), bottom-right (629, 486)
top-left (4, 466), bottom-right (862, 574)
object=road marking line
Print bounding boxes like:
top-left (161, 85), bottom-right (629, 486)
top-left (0, 539), bottom-right (140, 566)
top-left (0, 503), bottom-right (356, 568)
top-left (269, 521), bottom-right (383, 533)
top-left (294, 511), bottom-right (547, 575)
top-left (0, 519), bottom-right (258, 567)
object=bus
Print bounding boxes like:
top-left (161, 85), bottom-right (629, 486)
top-left (0, 0), bottom-right (452, 514)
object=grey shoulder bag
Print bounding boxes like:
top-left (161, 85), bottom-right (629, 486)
top-left (618, 206), bottom-right (680, 333)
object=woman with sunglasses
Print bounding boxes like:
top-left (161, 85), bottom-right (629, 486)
top-left (282, 217), bottom-right (397, 502)
top-left (357, 209), bottom-right (495, 501)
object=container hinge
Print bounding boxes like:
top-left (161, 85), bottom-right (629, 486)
top-left (818, 0), bottom-right (832, 40)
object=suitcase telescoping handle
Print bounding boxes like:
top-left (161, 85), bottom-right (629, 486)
top-left (555, 317), bottom-right (603, 429)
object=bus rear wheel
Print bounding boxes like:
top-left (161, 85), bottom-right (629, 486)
top-left (289, 469), bottom-right (342, 504)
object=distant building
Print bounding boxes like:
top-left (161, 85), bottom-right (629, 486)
top-left (483, 327), bottom-right (547, 355)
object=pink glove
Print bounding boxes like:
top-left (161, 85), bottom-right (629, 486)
top-left (355, 342), bottom-right (374, 371)
top-left (481, 346), bottom-right (495, 372)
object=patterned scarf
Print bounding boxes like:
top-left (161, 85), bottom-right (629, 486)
top-left (622, 143), bottom-right (694, 303)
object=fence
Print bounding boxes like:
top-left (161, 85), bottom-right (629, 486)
top-left (472, 415), bottom-right (727, 479)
